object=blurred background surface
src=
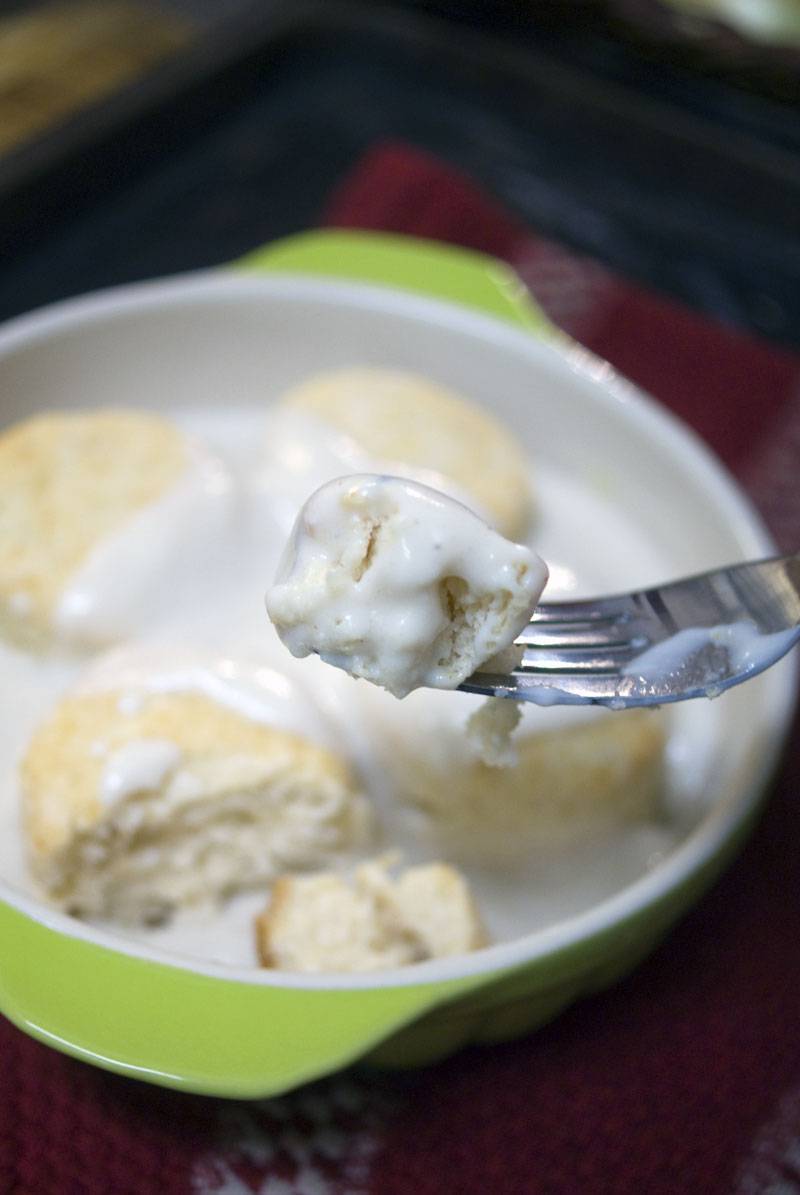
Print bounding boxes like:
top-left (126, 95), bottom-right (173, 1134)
top-left (0, 0), bottom-right (798, 345)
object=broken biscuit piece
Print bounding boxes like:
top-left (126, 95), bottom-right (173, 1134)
top-left (257, 856), bottom-right (488, 973)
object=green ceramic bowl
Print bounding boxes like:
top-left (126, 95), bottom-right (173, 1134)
top-left (0, 232), bottom-right (794, 1097)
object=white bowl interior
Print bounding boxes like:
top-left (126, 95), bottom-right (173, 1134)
top-left (0, 276), bottom-right (764, 574)
top-left (0, 271), bottom-right (793, 987)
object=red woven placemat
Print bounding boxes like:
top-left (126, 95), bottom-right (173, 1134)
top-left (2, 142), bottom-right (799, 1195)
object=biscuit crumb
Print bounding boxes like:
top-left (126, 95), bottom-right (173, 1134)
top-left (466, 698), bottom-right (523, 767)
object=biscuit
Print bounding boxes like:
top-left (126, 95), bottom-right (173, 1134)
top-left (267, 475), bottom-right (547, 697)
top-left (0, 409), bottom-right (190, 648)
top-left (280, 368), bottom-right (534, 540)
top-left (21, 687), bottom-right (372, 924)
top-left (379, 702), bottom-right (667, 863)
top-left (256, 856), bottom-right (487, 972)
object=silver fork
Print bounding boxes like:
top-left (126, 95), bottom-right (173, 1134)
top-left (460, 552), bottom-right (800, 708)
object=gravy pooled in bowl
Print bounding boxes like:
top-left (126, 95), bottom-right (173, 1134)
top-left (0, 368), bottom-right (688, 970)
top-left (0, 409), bottom-right (234, 650)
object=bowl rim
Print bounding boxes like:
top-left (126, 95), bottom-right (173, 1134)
top-left (0, 266), bottom-right (795, 992)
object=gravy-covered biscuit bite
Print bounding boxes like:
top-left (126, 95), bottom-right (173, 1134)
top-left (0, 409), bottom-right (231, 649)
top-left (257, 856), bottom-right (487, 973)
top-left (21, 650), bottom-right (371, 924)
top-left (267, 474), bottom-right (547, 698)
top-left (279, 367), bottom-right (534, 540)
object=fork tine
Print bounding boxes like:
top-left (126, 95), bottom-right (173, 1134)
top-left (518, 623), bottom-right (637, 649)
top-left (519, 644), bottom-right (640, 673)
top-left (460, 671), bottom-right (617, 703)
top-left (518, 591), bottom-right (644, 650)
top-left (461, 554), bottom-right (800, 708)
top-left (529, 594), bottom-right (639, 624)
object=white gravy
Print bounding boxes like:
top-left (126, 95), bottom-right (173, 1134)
top-left (0, 405), bottom-right (719, 965)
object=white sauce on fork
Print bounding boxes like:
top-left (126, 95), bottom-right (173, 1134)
top-left (623, 620), bottom-right (798, 696)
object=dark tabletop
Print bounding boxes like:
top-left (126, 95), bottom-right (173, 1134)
top-left (1, 0), bottom-right (798, 347)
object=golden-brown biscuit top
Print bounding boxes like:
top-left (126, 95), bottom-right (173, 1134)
top-left (22, 688), bottom-right (355, 861)
top-left (282, 368), bottom-right (534, 541)
top-left (0, 409), bottom-right (187, 644)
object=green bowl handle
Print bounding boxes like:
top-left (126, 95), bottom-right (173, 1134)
top-left (0, 895), bottom-right (494, 1097)
top-left (237, 230), bottom-right (552, 335)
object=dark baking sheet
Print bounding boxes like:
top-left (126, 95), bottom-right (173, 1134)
top-left (1, 0), bottom-right (798, 347)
